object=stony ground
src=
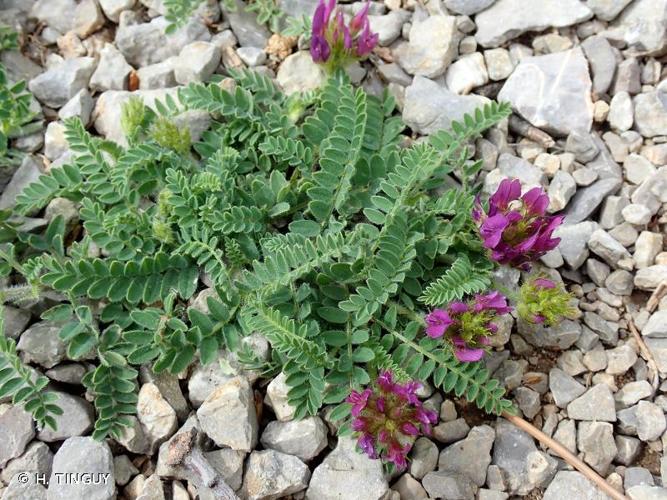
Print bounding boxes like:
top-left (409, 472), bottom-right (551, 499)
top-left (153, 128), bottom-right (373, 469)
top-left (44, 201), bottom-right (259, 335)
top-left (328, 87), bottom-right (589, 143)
top-left (0, 0), bottom-right (667, 499)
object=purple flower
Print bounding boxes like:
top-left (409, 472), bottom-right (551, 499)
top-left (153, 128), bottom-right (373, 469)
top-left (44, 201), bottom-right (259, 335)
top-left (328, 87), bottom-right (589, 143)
top-left (424, 291), bottom-right (512, 362)
top-left (346, 371), bottom-right (438, 469)
top-left (309, 0), bottom-right (378, 68)
top-left (474, 178), bottom-right (564, 270)
top-left (533, 278), bottom-right (555, 289)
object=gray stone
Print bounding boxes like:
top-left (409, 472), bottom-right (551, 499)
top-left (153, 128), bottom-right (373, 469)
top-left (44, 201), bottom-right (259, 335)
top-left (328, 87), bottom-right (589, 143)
top-left (567, 384), bottom-right (617, 421)
top-left (438, 425), bottom-right (495, 486)
top-left (196, 376), bottom-right (258, 452)
top-left (586, 0), bottom-right (632, 20)
top-left (422, 471), bottom-right (477, 499)
top-left (276, 51), bottom-right (326, 95)
top-left (526, 450), bottom-right (558, 488)
top-left (394, 15), bottom-right (458, 78)
top-left (99, 0), bottom-right (137, 23)
top-left (402, 76), bottom-right (488, 135)
top-left (615, 435), bottom-right (641, 465)
top-left (276, 0), bottom-right (318, 18)
top-left (555, 222), bottom-right (598, 269)
top-left (633, 90), bottom-right (667, 138)
top-left (606, 0), bottom-right (667, 55)
top-left (1, 441), bottom-right (52, 485)
top-left (588, 229), bottom-right (631, 268)
top-left (265, 371), bottom-right (296, 421)
top-left (37, 392), bottom-right (94, 442)
top-left (205, 448), bottom-right (245, 491)
top-left (605, 269), bottom-right (634, 295)
top-left (115, 14), bottom-right (210, 67)
top-left (433, 418), bottom-right (470, 444)
top-left (174, 42), bottom-right (220, 84)
top-left (609, 91), bottom-right (633, 132)
top-left (29, 57), bottom-right (96, 109)
top-left (616, 381), bottom-right (653, 409)
top-left (562, 178), bottom-right (622, 225)
top-left (643, 311), bottom-right (667, 338)
top-left (58, 89), bottom-right (94, 126)
top-left (137, 383), bottom-right (177, 453)
top-left (635, 265), bottom-right (667, 291)
top-left (548, 171), bottom-right (577, 211)
top-left (625, 467), bottom-right (654, 489)
top-left (515, 387), bottom-right (541, 419)
top-left (2, 475), bottom-right (47, 500)
top-left (136, 474), bottom-right (164, 500)
top-left (0, 406), bottom-right (35, 468)
top-left (636, 400), bottom-right (666, 442)
top-left (155, 415), bottom-right (199, 480)
top-left (553, 418), bottom-right (576, 453)
top-left (242, 450), bottom-right (310, 500)
top-left (612, 58), bottom-right (641, 95)
top-left (409, 437), bottom-right (438, 480)
top-left (444, 0), bottom-right (495, 15)
top-left (543, 471), bottom-right (612, 500)
top-left (305, 436), bottom-right (389, 500)
top-left (16, 321), bottom-right (67, 368)
top-left (498, 48), bottom-right (593, 136)
top-left (30, 0), bottom-right (77, 33)
top-left (137, 59), bottom-right (177, 90)
top-left (577, 421), bottom-right (617, 474)
top-left (48, 437), bottom-right (115, 500)
top-left (90, 44), bottom-right (133, 92)
top-left (260, 416), bottom-right (328, 461)
top-left (368, 11), bottom-right (409, 46)
top-left (393, 473), bottom-right (429, 500)
top-left (581, 35), bottom-right (616, 96)
top-left (113, 455), bottom-right (138, 486)
top-left (549, 368), bottom-right (586, 408)
top-left (236, 47), bottom-right (266, 67)
top-left (139, 367), bottom-right (189, 422)
top-left (625, 154), bottom-right (656, 185)
top-left (476, 0), bottom-right (591, 47)
top-left (44, 122), bottom-right (68, 161)
top-left (484, 154), bottom-right (547, 193)
top-left (224, 0), bottom-right (270, 48)
top-left (566, 130), bottom-right (599, 163)
top-left (445, 53), bottom-right (488, 95)
top-left (605, 344), bottom-right (637, 376)
top-left (484, 48), bottom-right (514, 81)
top-left (627, 485), bottom-right (667, 500)
top-left (572, 167), bottom-right (598, 187)
top-left (492, 419), bottom-right (538, 495)
top-left (621, 203), bottom-right (651, 226)
top-left (1, 305), bottom-right (31, 340)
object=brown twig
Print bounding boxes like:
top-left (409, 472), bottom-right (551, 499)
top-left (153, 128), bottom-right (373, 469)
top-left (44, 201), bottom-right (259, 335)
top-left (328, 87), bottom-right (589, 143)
top-left (502, 413), bottom-right (629, 500)
top-left (646, 282), bottom-right (667, 313)
top-left (628, 318), bottom-right (660, 390)
top-left (166, 429), bottom-right (239, 500)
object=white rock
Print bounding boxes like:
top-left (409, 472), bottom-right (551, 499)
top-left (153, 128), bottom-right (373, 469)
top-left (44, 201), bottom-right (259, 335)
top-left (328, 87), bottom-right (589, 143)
top-left (260, 416), bottom-right (328, 461)
top-left (635, 265), bottom-right (667, 291)
top-left (242, 450), bottom-right (310, 500)
top-left (73, 0), bottom-right (105, 38)
top-left (29, 57), bottom-right (97, 109)
top-left (622, 203), bottom-right (652, 225)
top-left (137, 58), bottom-right (177, 89)
top-left (44, 122), bottom-right (68, 161)
top-left (475, 0), bottom-right (592, 48)
top-left (484, 48), bottom-right (514, 81)
top-left (633, 89), bottom-right (667, 138)
top-left (0, 406), bottom-right (35, 468)
top-left (137, 383), bottom-right (178, 453)
top-left (99, 0), bottom-right (137, 23)
top-left (498, 48), bottom-right (593, 136)
top-left (636, 401), bottom-right (666, 442)
top-left (547, 171), bottom-right (576, 211)
top-left (634, 231), bottom-right (663, 269)
top-left (624, 154), bottom-right (657, 185)
top-left (643, 311), bottom-right (667, 338)
top-left (608, 91), bottom-right (633, 132)
top-left (276, 51), bottom-right (326, 95)
top-left (394, 15), bottom-right (458, 78)
top-left (444, 52), bottom-right (488, 95)
top-left (236, 47), bottom-right (266, 67)
top-left (174, 42), bottom-right (221, 84)
top-left (265, 371), bottom-right (296, 421)
top-left (31, 0), bottom-right (77, 33)
top-left (606, 0), bottom-right (667, 56)
top-left (577, 421), bottom-right (617, 474)
top-left (90, 43), bottom-right (134, 92)
top-left (58, 89), bottom-right (94, 126)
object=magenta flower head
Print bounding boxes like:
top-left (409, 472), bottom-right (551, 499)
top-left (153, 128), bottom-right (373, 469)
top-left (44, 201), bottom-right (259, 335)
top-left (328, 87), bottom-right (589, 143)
top-left (425, 291), bottom-right (512, 362)
top-left (346, 370), bottom-right (438, 469)
top-left (473, 179), bottom-right (564, 270)
top-left (309, 0), bottom-right (378, 72)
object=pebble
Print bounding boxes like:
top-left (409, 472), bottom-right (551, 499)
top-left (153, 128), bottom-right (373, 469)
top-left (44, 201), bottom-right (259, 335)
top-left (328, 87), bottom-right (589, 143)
top-left (305, 436), bottom-right (389, 500)
top-left (394, 15), bottom-right (458, 78)
top-left (174, 41), bottom-right (221, 84)
top-left (422, 471), bottom-right (478, 499)
top-left (90, 43), bottom-right (133, 91)
top-left (635, 265), bottom-right (667, 291)
top-left (588, 229), bottom-right (631, 269)
top-left (581, 35), bottom-right (616, 96)
top-left (242, 450), bottom-right (310, 500)
top-left (0, 406), bottom-right (35, 468)
top-left (543, 470), bottom-right (613, 500)
top-left (393, 473), bottom-right (429, 500)
top-left (48, 437), bottom-right (115, 500)
top-left (492, 419), bottom-right (540, 495)
top-left (625, 154), bottom-right (657, 185)
top-left (633, 89), bottom-right (667, 138)
top-left (437, 425), bottom-right (495, 486)
top-left (16, 321), bottom-right (67, 368)
top-left (643, 311), bottom-right (667, 338)
top-left (567, 384), bottom-right (617, 421)
top-left (484, 48), bottom-right (514, 81)
top-left (205, 448), bottom-right (245, 491)
top-left (622, 203), bottom-right (652, 225)
top-left (409, 437), bottom-right (438, 480)
top-left (564, 177), bottom-right (622, 225)
top-left (197, 376), bottom-right (258, 452)
top-left (608, 91), bottom-right (633, 131)
top-left (444, 52), bottom-right (488, 95)
top-left (276, 51), bottom-right (326, 94)
top-left (615, 435), bottom-right (642, 465)
top-left (433, 418), bottom-right (470, 444)
top-left (58, 88), bottom-right (94, 125)
top-left (29, 57), bottom-right (97, 109)
top-left (36, 392), bottom-right (94, 442)
top-left (260, 416), bottom-right (328, 461)
top-left (607, 0), bottom-right (667, 55)
top-left (236, 46), bottom-right (266, 67)
top-left (137, 383), bottom-right (178, 453)
top-left (553, 418), bottom-right (576, 453)
top-left (636, 401), bottom-right (666, 442)
top-left (265, 372), bottom-right (296, 422)
top-left (99, 0), bottom-right (137, 23)
top-left (577, 421), bottom-right (617, 474)
top-left (547, 170), bottom-right (576, 211)
top-left (224, 0), bottom-right (270, 48)
top-left (137, 58), bottom-right (177, 89)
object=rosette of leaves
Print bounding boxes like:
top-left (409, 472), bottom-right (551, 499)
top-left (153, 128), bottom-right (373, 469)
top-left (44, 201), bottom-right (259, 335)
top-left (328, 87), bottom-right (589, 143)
top-left (4, 67), bottom-right (512, 438)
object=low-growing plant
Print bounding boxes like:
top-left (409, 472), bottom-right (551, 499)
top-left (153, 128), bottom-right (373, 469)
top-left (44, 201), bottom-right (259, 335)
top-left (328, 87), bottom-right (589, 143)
top-left (0, 67), bottom-right (522, 442)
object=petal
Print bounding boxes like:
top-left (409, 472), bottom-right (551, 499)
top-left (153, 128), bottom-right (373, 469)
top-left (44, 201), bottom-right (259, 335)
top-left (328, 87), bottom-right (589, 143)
top-left (533, 278), bottom-right (555, 289)
top-left (350, 1), bottom-right (370, 33)
top-left (449, 301), bottom-right (468, 314)
top-left (454, 345), bottom-right (486, 362)
top-left (480, 214), bottom-right (509, 248)
top-left (521, 187), bottom-right (549, 215)
top-left (490, 178), bottom-right (521, 211)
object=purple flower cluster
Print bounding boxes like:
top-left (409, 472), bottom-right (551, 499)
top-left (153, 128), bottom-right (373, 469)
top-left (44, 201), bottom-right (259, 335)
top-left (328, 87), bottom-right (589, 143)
top-left (311, 0), bottom-right (379, 69)
top-left (347, 371), bottom-right (438, 469)
top-left (425, 291), bottom-right (512, 362)
top-left (473, 179), bottom-right (564, 270)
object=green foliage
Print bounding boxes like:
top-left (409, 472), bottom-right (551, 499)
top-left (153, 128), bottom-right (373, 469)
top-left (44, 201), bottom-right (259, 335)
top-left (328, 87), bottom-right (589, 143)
top-left (4, 68), bottom-right (512, 439)
top-left (246, 0), bottom-right (284, 33)
top-left (0, 308), bottom-right (63, 430)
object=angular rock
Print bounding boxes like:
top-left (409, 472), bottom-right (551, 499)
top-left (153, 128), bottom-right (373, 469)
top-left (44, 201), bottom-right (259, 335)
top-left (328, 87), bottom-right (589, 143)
top-left (643, 311), bottom-right (667, 338)
top-left (99, 0), bottom-right (137, 23)
top-left (368, 11), bottom-right (409, 46)
top-left (444, 0), bottom-right (496, 14)
top-left (577, 421), bottom-right (617, 474)
top-left (548, 171), bottom-right (576, 212)
top-left (554, 222), bottom-right (598, 269)
top-left (498, 48), bottom-right (593, 136)
top-left (205, 448), bottom-right (245, 491)
top-left (581, 35), bottom-right (616, 96)
top-left (265, 371), bottom-right (296, 421)
top-left (394, 15), bottom-right (458, 78)
top-left (242, 450), bottom-right (310, 500)
top-left (305, 436), bottom-right (389, 500)
top-left (224, 0), bottom-right (270, 48)
top-left (58, 88), bottom-right (94, 126)
top-left (635, 265), bottom-right (667, 291)
top-left (90, 43), bottom-right (133, 92)
top-left (564, 176), bottom-right (622, 224)
top-left (422, 471), bottom-right (477, 499)
top-left (29, 57), bottom-right (96, 108)
top-left (588, 229), bottom-right (631, 268)
top-left (137, 383), bottom-right (178, 453)
top-left (2, 474), bottom-right (47, 500)
top-left (492, 419), bottom-right (539, 495)
top-left (276, 51), bottom-right (326, 95)
top-left (636, 400), bottom-right (666, 442)
top-left (433, 418), bottom-right (470, 444)
top-left (16, 321), bottom-right (67, 368)
top-left (409, 437), bottom-right (438, 480)
top-left (30, 0), bottom-right (77, 33)
top-left (115, 14), bottom-right (210, 67)
top-left (1, 441), bottom-right (53, 485)
top-left (615, 435), bottom-right (641, 465)
top-left (484, 48), bottom-right (514, 81)
top-left (402, 76), bottom-right (488, 135)
top-left (37, 392), bottom-right (94, 442)
top-left (567, 384), bottom-right (616, 422)
top-left (609, 91), bottom-right (633, 132)
top-left (475, 0), bottom-right (592, 48)
top-left (73, 0), bottom-right (105, 38)
top-left (0, 406), bottom-right (35, 468)
top-left (543, 470), bottom-right (612, 500)
top-left (549, 368), bottom-right (586, 408)
top-left (174, 41), bottom-right (220, 84)
top-left (260, 416), bottom-right (328, 461)
top-left (633, 90), bottom-right (667, 138)
top-left (615, 381), bottom-right (653, 409)
top-left (196, 376), bottom-right (258, 452)
top-left (393, 473), bottom-right (429, 500)
top-left (606, 344), bottom-right (638, 374)
top-left (137, 58), bottom-right (177, 90)
top-left (48, 437), bottom-right (115, 500)
top-left (438, 425), bottom-right (495, 486)
top-left (445, 52), bottom-right (488, 95)
top-left (627, 485), bottom-right (667, 500)
top-left (606, 0), bottom-right (667, 55)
